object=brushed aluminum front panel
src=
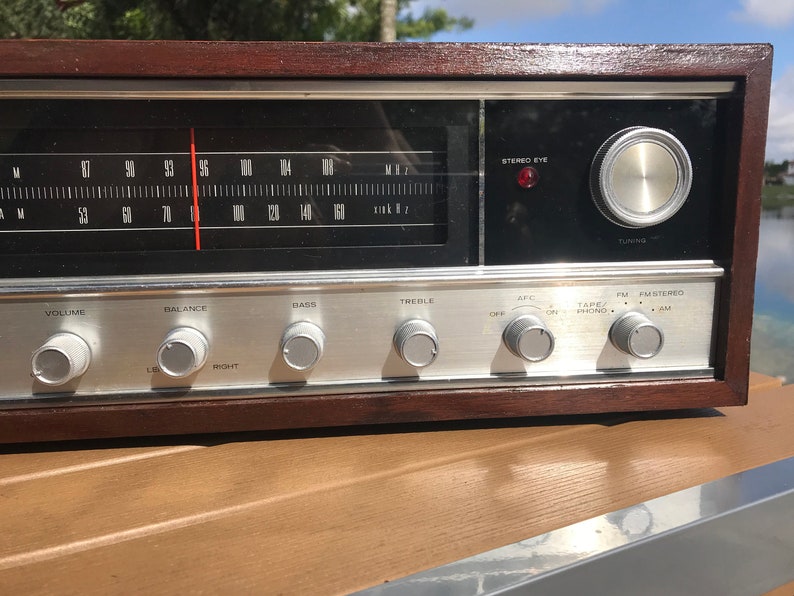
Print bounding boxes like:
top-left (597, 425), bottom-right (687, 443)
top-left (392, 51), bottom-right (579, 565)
top-left (0, 263), bottom-right (721, 406)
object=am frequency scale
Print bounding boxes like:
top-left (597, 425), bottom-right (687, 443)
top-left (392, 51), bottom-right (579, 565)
top-left (0, 41), bottom-right (772, 442)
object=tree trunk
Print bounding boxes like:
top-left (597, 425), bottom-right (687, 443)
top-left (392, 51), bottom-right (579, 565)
top-left (380, 0), bottom-right (397, 42)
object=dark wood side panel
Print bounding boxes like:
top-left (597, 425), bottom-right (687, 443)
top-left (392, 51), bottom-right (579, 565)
top-left (720, 53), bottom-right (773, 397)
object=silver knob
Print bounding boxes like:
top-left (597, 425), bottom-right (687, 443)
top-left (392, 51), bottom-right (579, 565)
top-left (156, 327), bottom-right (209, 378)
top-left (503, 315), bottom-right (555, 362)
top-left (31, 333), bottom-right (91, 386)
top-left (610, 312), bottom-right (664, 359)
top-left (591, 127), bottom-right (692, 228)
top-left (281, 321), bottom-right (325, 371)
top-left (394, 319), bottom-right (439, 368)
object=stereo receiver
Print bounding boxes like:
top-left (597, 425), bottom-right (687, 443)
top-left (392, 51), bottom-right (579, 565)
top-left (0, 42), bottom-right (772, 442)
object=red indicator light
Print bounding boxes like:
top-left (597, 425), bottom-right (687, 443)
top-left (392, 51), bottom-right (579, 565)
top-left (517, 166), bottom-right (540, 189)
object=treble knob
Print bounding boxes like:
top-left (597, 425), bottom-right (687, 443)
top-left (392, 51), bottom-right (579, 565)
top-left (31, 333), bottom-right (92, 386)
top-left (394, 319), bottom-right (439, 368)
top-left (590, 126), bottom-right (692, 228)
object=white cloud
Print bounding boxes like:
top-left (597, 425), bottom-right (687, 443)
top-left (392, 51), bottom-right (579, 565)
top-left (732, 0), bottom-right (794, 28)
top-left (766, 66), bottom-right (794, 162)
top-left (411, 0), bottom-right (616, 24)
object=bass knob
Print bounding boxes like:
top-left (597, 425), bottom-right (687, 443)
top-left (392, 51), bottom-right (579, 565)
top-left (281, 321), bottom-right (325, 371)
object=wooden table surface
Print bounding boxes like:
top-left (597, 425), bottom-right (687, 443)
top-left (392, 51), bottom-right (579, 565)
top-left (0, 372), bottom-right (791, 594)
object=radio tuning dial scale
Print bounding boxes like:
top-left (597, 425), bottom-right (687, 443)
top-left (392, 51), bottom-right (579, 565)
top-left (0, 41), bottom-right (771, 443)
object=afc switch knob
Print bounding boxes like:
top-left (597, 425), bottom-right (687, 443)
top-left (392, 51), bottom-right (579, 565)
top-left (281, 321), bottom-right (325, 371)
top-left (31, 332), bottom-right (92, 386)
top-left (394, 319), bottom-right (439, 368)
top-left (503, 315), bottom-right (555, 362)
top-left (156, 327), bottom-right (209, 378)
top-left (590, 127), bottom-right (692, 228)
top-left (609, 312), bottom-right (664, 359)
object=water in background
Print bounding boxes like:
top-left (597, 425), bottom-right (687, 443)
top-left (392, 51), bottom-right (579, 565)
top-left (752, 208), bottom-right (794, 384)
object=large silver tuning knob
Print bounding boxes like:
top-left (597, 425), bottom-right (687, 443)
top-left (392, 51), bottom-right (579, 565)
top-left (156, 327), bottom-right (209, 378)
top-left (503, 315), bottom-right (555, 362)
top-left (281, 321), bottom-right (325, 371)
top-left (394, 319), bottom-right (439, 368)
top-left (609, 312), bottom-right (664, 359)
top-left (590, 126), bottom-right (692, 228)
top-left (31, 333), bottom-right (92, 386)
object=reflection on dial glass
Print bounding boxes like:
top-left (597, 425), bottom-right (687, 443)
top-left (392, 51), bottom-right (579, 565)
top-left (0, 99), bottom-right (477, 258)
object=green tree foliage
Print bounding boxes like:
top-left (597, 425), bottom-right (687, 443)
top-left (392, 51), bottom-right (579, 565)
top-left (765, 160), bottom-right (790, 183)
top-left (0, 0), bottom-right (472, 41)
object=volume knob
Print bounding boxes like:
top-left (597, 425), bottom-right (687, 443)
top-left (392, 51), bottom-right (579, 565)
top-left (156, 327), bottom-right (209, 378)
top-left (394, 319), bottom-right (439, 368)
top-left (281, 321), bottom-right (325, 371)
top-left (503, 315), bottom-right (555, 362)
top-left (609, 312), bottom-right (664, 359)
top-left (591, 127), bottom-right (692, 228)
top-left (31, 333), bottom-right (92, 386)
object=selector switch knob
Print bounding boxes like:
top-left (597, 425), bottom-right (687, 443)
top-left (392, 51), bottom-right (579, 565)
top-left (394, 319), bottom-right (439, 368)
top-left (281, 321), bottom-right (325, 371)
top-left (591, 127), bottom-right (692, 228)
top-left (31, 333), bottom-right (92, 386)
top-left (503, 315), bottom-right (555, 362)
top-left (156, 327), bottom-right (209, 378)
top-left (610, 312), bottom-right (664, 359)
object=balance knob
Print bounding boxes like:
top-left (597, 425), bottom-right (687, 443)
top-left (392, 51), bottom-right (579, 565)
top-left (590, 126), bottom-right (692, 228)
top-left (503, 315), bottom-right (555, 362)
top-left (394, 319), bottom-right (439, 368)
top-left (156, 327), bottom-right (209, 378)
top-left (609, 313), bottom-right (664, 359)
top-left (281, 321), bottom-right (325, 371)
top-left (31, 333), bottom-right (91, 386)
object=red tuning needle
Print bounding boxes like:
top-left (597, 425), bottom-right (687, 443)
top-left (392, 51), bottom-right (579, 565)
top-left (189, 127), bottom-right (201, 250)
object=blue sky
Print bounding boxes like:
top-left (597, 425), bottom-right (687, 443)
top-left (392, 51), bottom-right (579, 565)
top-left (413, 0), bottom-right (794, 162)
